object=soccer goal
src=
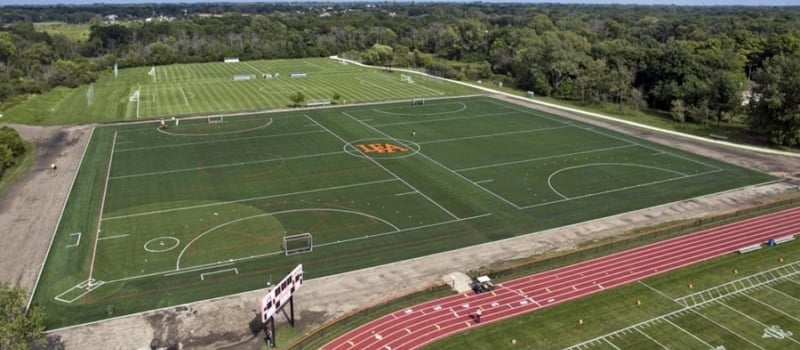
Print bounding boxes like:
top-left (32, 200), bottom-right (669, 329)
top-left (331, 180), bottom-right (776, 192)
top-left (208, 115), bottom-right (224, 124)
top-left (86, 83), bottom-right (95, 106)
top-left (411, 98), bottom-right (425, 106)
top-left (401, 74), bottom-right (414, 84)
top-left (129, 88), bottom-right (140, 102)
top-left (283, 233), bottom-right (313, 256)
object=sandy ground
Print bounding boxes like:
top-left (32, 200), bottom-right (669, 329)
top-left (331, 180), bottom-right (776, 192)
top-left (2, 97), bottom-right (800, 350)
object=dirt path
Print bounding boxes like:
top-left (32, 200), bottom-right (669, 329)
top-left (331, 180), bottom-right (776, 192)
top-left (0, 123), bottom-right (92, 292)
top-left (2, 98), bottom-right (799, 349)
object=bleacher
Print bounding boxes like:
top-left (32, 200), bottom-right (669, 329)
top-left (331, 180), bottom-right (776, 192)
top-left (306, 99), bottom-right (331, 107)
top-left (738, 243), bottom-right (762, 254)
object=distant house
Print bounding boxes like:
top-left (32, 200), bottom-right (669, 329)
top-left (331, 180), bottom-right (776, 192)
top-left (104, 14), bottom-right (118, 23)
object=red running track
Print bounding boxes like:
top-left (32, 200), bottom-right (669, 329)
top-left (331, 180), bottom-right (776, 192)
top-left (322, 206), bottom-right (800, 350)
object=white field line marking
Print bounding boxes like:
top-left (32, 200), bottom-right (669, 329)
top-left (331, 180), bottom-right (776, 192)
top-left (652, 152), bottom-right (665, 156)
top-left (420, 125), bottom-right (572, 145)
top-left (491, 99), bottom-right (725, 171)
top-left (164, 262), bottom-right (234, 276)
top-left (157, 118), bottom-right (272, 137)
top-left (635, 328), bottom-right (669, 349)
top-left (370, 102), bottom-right (469, 117)
top-left (689, 309), bottom-right (766, 350)
top-left (372, 111), bottom-right (517, 128)
top-left (54, 280), bottom-right (106, 304)
top-left (103, 178), bottom-right (397, 221)
top-left (311, 113), bottom-right (458, 220)
top-left (603, 338), bottom-right (622, 350)
top-left (179, 87), bottom-right (190, 106)
top-left (110, 150), bottom-right (343, 180)
top-left (340, 109), bottom-right (522, 210)
top-left (66, 232), bottom-right (81, 247)
top-left (766, 285), bottom-right (800, 303)
top-left (546, 163), bottom-right (689, 200)
top-left (718, 301), bottom-right (800, 346)
top-left (676, 261), bottom-right (800, 306)
top-left (116, 129), bottom-right (324, 153)
top-left (135, 86), bottom-right (140, 119)
top-left (243, 61), bottom-right (264, 75)
top-left (104, 213), bottom-right (490, 285)
top-left (334, 58), bottom-right (799, 158)
top-left (637, 281), bottom-right (676, 302)
top-left (87, 131), bottom-right (117, 288)
top-left (28, 126), bottom-right (95, 310)
top-left (176, 208), bottom-right (401, 269)
top-left (743, 293), bottom-right (800, 323)
top-left (395, 191), bottom-right (417, 196)
top-left (313, 213), bottom-right (491, 249)
top-left (664, 318), bottom-right (714, 348)
top-left (475, 179), bottom-right (493, 184)
top-left (97, 234), bottom-right (129, 241)
top-left (456, 144), bottom-right (636, 172)
top-left (521, 169), bottom-right (723, 210)
top-left (355, 78), bottom-right (393, 93)
top-left (200, 268), bottom-right (239, 281)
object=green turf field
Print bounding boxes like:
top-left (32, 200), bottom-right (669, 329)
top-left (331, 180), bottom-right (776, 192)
top-left (429, 240), bottom-right (800, 350)
top-left (4, 57), bottom-right (477, 125)
top-left (31, 96), bottom-right (774, 329)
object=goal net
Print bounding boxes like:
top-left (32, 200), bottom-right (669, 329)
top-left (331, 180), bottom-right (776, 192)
top-left (411, 98), bottom-right (425, 106)
top-left (208, 115), bottom-right (224, 124)
top-left (283, 233), bottom-right (313, 256)
top-left (401, 74), bottom-right (415, 84)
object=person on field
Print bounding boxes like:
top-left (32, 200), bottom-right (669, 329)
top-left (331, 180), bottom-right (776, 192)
top-left (475, 308), bottom-right (482, 323)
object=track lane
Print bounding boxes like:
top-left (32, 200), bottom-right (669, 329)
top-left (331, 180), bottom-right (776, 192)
top-left (323, 207), bottom-right (800, 350)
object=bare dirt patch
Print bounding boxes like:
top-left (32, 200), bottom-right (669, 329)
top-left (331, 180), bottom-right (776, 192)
top-left (3, 98), bottom-right (800, 350)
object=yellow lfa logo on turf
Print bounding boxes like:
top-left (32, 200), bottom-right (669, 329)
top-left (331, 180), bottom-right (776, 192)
top-left (355, 143), bottom-right (408, 154)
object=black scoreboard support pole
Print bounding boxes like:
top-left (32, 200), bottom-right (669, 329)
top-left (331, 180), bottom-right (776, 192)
top-left (289, 295), bottom-right (295, 327)
top-left (264, 316), bottom-right (276, 348)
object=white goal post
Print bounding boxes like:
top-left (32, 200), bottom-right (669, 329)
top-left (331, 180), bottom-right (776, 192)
top-left (411, 98), bottom-right (425, 106)
top-left (208, 115), bottom-right (224, 124)
top-left (283, 233), bottom-right (313, 256)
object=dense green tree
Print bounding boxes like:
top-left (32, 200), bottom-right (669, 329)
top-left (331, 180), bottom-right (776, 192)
top-left (749, 51), bottom-right (800, 145)
top-left (0, 283), bottom-right (46, 350)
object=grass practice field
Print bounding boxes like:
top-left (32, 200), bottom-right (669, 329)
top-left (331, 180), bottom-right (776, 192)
top-left (4, 57), bottom-right (477, 125)
top-left (430, 240), bottom-right (800, 350)
top-left (32, 96), bottom-right (773, 329)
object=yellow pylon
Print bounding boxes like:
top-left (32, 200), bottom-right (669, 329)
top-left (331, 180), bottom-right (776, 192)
top-left (578, 319), bottom-right (584, 325)
top-left (636, 299), bottom-right (642, 306)
top-left (688, 283), bottom-right (693, 289)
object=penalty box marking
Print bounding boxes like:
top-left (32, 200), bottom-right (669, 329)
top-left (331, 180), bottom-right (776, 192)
top-left (200, 268), bottom-right (239, 281)
top-left (54, 279), bottom-right (106, 304)
top-left (66, 232), bottom-right (81, 248)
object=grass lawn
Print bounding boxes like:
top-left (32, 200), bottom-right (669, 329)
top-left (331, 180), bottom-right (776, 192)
top-left (33, 22), bottom-right (91, 41)
top-left (4, 57), bottom-right (478, 125)
top-left (31, 96), bottom-right (773, 329)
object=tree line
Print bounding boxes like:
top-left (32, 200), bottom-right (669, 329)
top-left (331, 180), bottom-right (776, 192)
top-left (0, 126), bottom-right (25, 180)
top-left (1, 3), bottom-right (800, 145)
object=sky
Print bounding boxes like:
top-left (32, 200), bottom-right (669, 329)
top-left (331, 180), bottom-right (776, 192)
top-left (1, 0), bottom-right (799, 6)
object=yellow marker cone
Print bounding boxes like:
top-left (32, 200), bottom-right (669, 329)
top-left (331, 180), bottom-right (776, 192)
top-left (688, 283), bottom-right (693, 289)
top-left (578, 319), bottom-right (584, 325)
top-left (512, 339), bottom-right (517, 345)
top-left (733, 269), bottom-right (738, 274)
top-left (780, 257), bottom-right (785, 263)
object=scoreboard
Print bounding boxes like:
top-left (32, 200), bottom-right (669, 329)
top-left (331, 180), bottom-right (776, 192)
top-left (261, 264), bottom-right (304, 323)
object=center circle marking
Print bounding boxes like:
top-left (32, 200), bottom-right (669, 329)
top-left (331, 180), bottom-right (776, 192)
top-left (343, 138), bottom-right (421, 159)
top-left (144, 237), bottom-right (180, 253)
